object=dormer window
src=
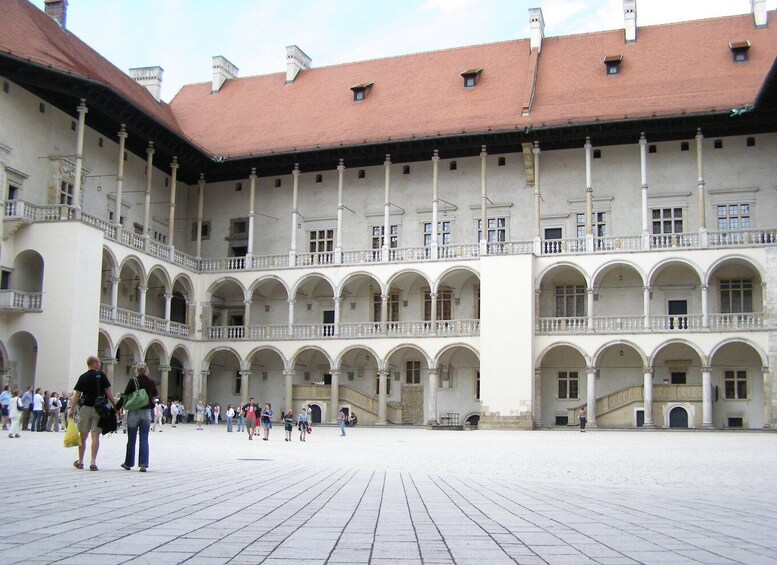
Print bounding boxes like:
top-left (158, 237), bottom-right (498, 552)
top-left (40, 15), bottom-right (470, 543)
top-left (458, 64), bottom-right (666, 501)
top-left (603, 54), bottom-right (623, 76)
top-left (351, 82), bottom-right (374, 102)
top-left (729, 41), bottom-right (750, 63)
top-left (461, 68), bottom-right (483, 88)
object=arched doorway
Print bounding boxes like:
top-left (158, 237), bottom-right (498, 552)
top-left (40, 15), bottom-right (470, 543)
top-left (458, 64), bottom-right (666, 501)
top-left (669, 406), bottom-right (689, 428)
top-left (310, 404), bottom-right (322, 423)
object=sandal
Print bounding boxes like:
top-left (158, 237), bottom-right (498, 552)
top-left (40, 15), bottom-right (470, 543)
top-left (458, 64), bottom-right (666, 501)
top-left (73, 460), bottom-right (84, 470)
top-left (120, 463), bottom-right (131, 471)
top-left (89, 464), bottom-right (98, 471)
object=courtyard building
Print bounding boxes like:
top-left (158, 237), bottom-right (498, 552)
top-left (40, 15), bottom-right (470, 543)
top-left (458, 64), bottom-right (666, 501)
top-left (1, 0), bottom-right (777, 430)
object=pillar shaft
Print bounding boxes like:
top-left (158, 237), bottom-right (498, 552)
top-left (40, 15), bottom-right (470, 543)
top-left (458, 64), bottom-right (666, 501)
top-left (72, 99), bottom-right (87, 217)
top-left (427, 368), bottom-right (439, 425)
top-left (586, 368), bottom-right (597, 427)
top-left (383, 155), bottom-right (391, 262)
top-left (196, 174), bottom-right (205, 257)
top-left (643, 368), bottom-right (654, 427)
top-left (702, 367), bottom-right (713, 428)
top-left (696, 129), bottom-right (706, 230)
top-left (335, 160), bottom-right (344, 263)
top-left (247, 168), bottom-right (257, 257)
top-left (114, 124), bottom-right (127, 226)
top-left (167, 157), bottom-right (178, 247)
top-left (431, 150), bottom-right (439, 259)
top-left (480, 145), bottom-right (488, 252)
top-left (330, 370), bottom-right (340, 423)
top-left (290, 164), bottom-right (300, 263)
top-left (377, 370), bottom-right (388, 425)
top-left (143, 142), bottom-right (154, 242)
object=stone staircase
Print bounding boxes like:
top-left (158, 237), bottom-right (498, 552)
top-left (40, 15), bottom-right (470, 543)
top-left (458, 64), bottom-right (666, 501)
top-left (293, 383), bottom-right (402, 424)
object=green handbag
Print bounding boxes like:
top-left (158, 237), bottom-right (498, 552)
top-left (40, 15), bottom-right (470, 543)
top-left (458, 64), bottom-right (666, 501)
top-left (123, 377), bottom-right (149, 411)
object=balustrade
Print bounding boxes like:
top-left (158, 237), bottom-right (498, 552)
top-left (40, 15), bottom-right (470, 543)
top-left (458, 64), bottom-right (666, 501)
top-left (0, 290), bottom-right (43, 311)
top-left (708, 313), bottom-right (763, 330)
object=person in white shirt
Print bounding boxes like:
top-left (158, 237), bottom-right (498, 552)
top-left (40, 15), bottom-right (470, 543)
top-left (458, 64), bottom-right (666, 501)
top-left (152, 400), bottom-right (164, 432)
top-left (46, 392), bottom-right (61, 432)
top-left (8, 390), bottom-right (22, 438)
top-left (170, 401), bottom-right (178, 427)
top-left (31, 388), bottom-right (44, 432)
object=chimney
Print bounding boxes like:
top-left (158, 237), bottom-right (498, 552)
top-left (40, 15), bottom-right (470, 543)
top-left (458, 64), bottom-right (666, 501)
top-left (286, 45), bottom-right (312, 83)
top-left (129, 66), bottom-right (164, 102)
top-left (44, 0), bottom-right (68, 29)
top-left (624, 0), bottom-right (637, 42)
top-left (752, 0), bottom-right (767, 28)
top-left (212, 56), bottom-right (239, 93)
top-left (529, 8), bottom-right (544, 53)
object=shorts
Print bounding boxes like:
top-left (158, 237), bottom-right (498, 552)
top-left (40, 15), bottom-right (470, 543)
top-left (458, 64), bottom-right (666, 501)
top-left (76, 405), bottom-right (101, 434)
top-left (284, 423), bottom-right (293, 431)
top-left (245, 418), bottom-right (256, 429)
top-left (0, 405), bottom-right (8, 417)
top-left (261, 420), bottom-right (272, 430)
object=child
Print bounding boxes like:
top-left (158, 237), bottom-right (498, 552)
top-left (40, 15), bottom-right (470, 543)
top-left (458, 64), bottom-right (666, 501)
top-left (8, 390), bottom-right (22, 438)
top-left (283, 408), bottom-right (294, 441)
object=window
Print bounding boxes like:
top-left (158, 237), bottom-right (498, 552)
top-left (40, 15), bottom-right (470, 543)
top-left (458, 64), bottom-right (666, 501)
top-left (309, 229), bottom-right (334, 253)
top-left (449, 161), bottom-right (457, 171)
top-left (58, 181), bottom-right (74, 205)
top-left (372, 225), bottom-right (398, 249)
top-left (234, 373), bottom-right (242, 395)
top-left (2, 82), bottom-right (8, 93)
top-left (593, 149), bottom-right (602, 159)
top-left (729, 41), bottom-right (750, 63)
top-left (558, 371), bottom-right (579, 399)
top-left (376, 373), bottom-right (392, 395)
top-left (477, 217), bottom-right (506, 243)
top-left (604, 54), bottom-right (623, 75)
top-left (648, 145), bottom-right (657, 153)
top-left (191, 221), bottom-right (210, 241)
top-left (424, 220), bottom-right (451, 246)
top-left (7, 183), bottom-right (19, 201)
top-left (39, 102), bottom-right (45, 113)
top-left (576, 212), bottom-right (607, 239)
top-left (424, 289), bottom-right (452, 321)
top-left (315, 174), bottom-right (322, 183)
top-left (714, 139), bottom-right (723, 149)
top-left (402, 165), bottom-right (410, 175)
top-left (497, 156), bottom-right (506, 166)
top-left (235, 182), bottom-right (242, 191)
top-left (372, 290), bottom-right (399, 323)
top-left (461, 68), bottom-right (482, 88)
top-left (717, 204), bottom-right (750, 232)
top-left (274, 179), bottom-right (281, 188)
top-left (681, 142), bottom-right (689, 151)
top-left (651, 208), bottom-right (683, 235)
top-left (724, 370), bottom-right (747, 399)
top-left (351, 82), bottom-right (373, 102)
top-left (720, 279), bottom-right (753, 314)
top-left (98, 137), bottom-right (104, 148)
top-left (230, 218), bottom-right (247, 237)
top-left (555, 285), bottom-right (585, 317)
top-left (475, 371), bottom-right (480, 400)
top-left (0, 270), bottom-right (10, 290)
top-left (406, 361), bottom-right (421, 384)
top-left (747, 137), bottom-right (756, 147)
top-left (358, 169), bottom-right (366, 179)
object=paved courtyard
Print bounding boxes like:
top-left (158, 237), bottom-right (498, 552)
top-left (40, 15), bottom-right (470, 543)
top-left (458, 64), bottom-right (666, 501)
top-left (1, 424), bottom-right (776, 565)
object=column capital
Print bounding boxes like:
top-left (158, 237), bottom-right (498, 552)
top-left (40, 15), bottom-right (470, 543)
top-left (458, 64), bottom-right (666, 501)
top-left (158, 365), bottom-right (171, 372)
top-left (701, 366), bottom-right (712, 373)
top-left (110, 275), bottom-right (120, 284)
top-left (639, 132), bottom-right (647, 144)
top-left (250, 167), bottom-right (257, 179)
top-left (763, 366), bottom-right (770, 374)
top-left (293, 163), bottom-right (300, 175)
top-left (238, 370), bottom-right (251, 377)
top-left (584, 136), bottom-right (592, 148)
top-left (100, 357), bottom-right (117, 366)
top-left (163, 293), bottom-right (173, 300)
top-left (333, 297), bottom-right (342, 304)
top-left (200, 369), bottom-right (210, 377)
top-left (384, 154), bottom-right (391, 166)
top-left (244, 299), bottom-right (252, 305)
top-left (377, 369), bottom-right (390, 377)
top-left (643, 367), bottom-right (654, 375)
top-left (587, 366), bottom-right (597, 376)
top-left (480, 144), bottom-right (487, 157)
top-left (170, 156), bottom-right (179, 170)
top-left (117, 124), bottom-right (127, 139)
top-left (428, 367), bottom-right (440, 376)
top-left (432, 149), bottom-right (439, 162)
top-left (182, 369), bottom-right (193, 376)
top-left (146, 141), bottom-right (155, 156)
top-left (76, 98), bottom-right (88, 114)
top-left (198, 173), bottom-right (205, 184)
top-left (282, 369), bottom-right (295, 377)
top-left (696, 127), bottom-right (703, 139)
top-left (329, 369), bottom-right (342, 377)
top-left (337, 159), bottom-right (345, 171)
top-left (586, 186), bottom-right (593, 193)
top-left (533, 141), bottom-right (540, 153)
top-left (288, 298), bottom-right (296, 306)
top-left (137, 285), bottom-right (148, 293)
top-left (186, 300), bottom-right (196, 307)
top-left (701, 284), bottom-right (709, 291)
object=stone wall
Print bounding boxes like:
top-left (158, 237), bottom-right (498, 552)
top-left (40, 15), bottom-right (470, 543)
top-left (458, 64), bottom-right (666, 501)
top-left (401, 384), bottom-right (423, 424)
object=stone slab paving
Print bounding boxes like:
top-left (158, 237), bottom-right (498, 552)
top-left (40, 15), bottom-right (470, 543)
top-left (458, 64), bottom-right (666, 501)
top-left (1, 425), bottom-right (776, 564)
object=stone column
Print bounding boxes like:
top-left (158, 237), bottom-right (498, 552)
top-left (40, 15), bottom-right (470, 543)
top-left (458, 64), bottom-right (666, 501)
top-left (247, 168), bottom-right (257, 260)
top-left (71, 99), bottom-right (87, 220)
top-left (114, 124), bottom-right (127, 227)
top-left (479, 145), bottom-right (488, 254)
top-left (333, 297), bottom-right (341, 337)
top-left (329, 369), bottom-right (341, 423)
top-left (239, 370), bottom-right (251, 405)
top-left (696, 129), bottom-right (707, 239)
top-left (533, 368), bottom-right (542, 428)
top-left (702, 366), bottom-right (714, 428)
top-left (138, 286), bottom-right (147, 326)
top-left (289, 163), bottom-right (300, 265)
top-left (159, 365), bottom-right (170, 403)
top-left (377, 369), bottom-right (388, 425)
top-left (587, 288), bottom-right (594, 331)
top-left (110, 273), bottom-right (119, 320)
top-left (643, 286), bottom-right (651, 330)
top-left (283, 370), bottom-right (294, 410)
top-left (380, 293), bottom-right (388, 335)
top-left (199, 370), bottom-right (209, 404)
top-left (164, 292), bottom-right (172, 332)
top-left (182, 370), bottom-right (193, 419)
top-left (383, 154), bottom-right (391, 262)
top-left (143, 141), bottom-right (154, 248)
top-left (101, 357), bottom-right (116, 384)
top-left (643, 367), bottom-right (654, 428)
top-left (287, 299), bottom-right (295, 337)
top-left (167, 157), bottom-right (178, 254)
top-left (429, 292), bottom-right (437, 335)
top-left (585, 137), bottom-right (594, 252)
top-left (187, 300), bottom-right (196, 336)
top-left (195, 174), bottom-right (205, 257)
top-left (335, 159), bottom-right (344, 264)
top-left (427, 368), bottom-right (439, 425)
top-left (431, 149), bottom-right (440, 259)
top-left (639, 133), bottom-right (649, 248)
top-left (586, 367), bottom-right (597, 428)
top-left (533, 142), bottom-right (541, 252)
top-left (701, 284), bottom-right (709, 328)
top-left (762, 366), bottom-right (772, 429)
top-left (244, 299), bottom-right (252, 329)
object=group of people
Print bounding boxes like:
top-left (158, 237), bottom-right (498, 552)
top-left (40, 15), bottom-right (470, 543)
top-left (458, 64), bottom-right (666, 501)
top-left (1, 385), bottom-right (72, 436)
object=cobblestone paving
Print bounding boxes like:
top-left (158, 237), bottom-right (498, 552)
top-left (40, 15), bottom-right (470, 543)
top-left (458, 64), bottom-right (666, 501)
top-left (1, 425), bottom-right (775, 564)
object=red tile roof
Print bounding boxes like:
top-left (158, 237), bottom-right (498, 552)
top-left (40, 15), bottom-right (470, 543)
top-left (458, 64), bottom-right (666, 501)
top-left (2, 1), bottom-right (776, 161)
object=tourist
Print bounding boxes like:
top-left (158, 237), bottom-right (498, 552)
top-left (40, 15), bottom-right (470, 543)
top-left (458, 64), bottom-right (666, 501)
top-left (68, 356), bottom-right (116, 471)
top-left (205, 403), bottom-right (212, 425)
top-left (118, 363), bottom-right (158, 472)
top-left (243, 399), bottom-right (258, 440)
top-left (260, 403), bottom-right (273, 441)
top-left (59, 392), bottom-right (69, 429)
top-left (283, 408), bottom-right (293, 441)
top-left (0, 384), bottom-right (10, 430)
top-left (20, 386), bottom-right (33, 431)
top-left (236, 403), bottom-right (245, 432)
top-left (226, 404), bottom-right (234, 432)
top-left (31, 388), bottom-right (44, 432)
top-left (349, 412), bottom-right (357, 427)
top-left (7, 390), bottom-right (22, 438)
top-left (46, 392), bottom-right (61, 432)
top-left (297, 408), bottom-right (309, 442)
top-left (195, 401), bottom-right (204, 430)
top-left (579, 406), bottom-right (587, 432)
top-left (213, 403), bottom-right (220, 424)
top-left (338, 409), bottom-right (347, 436)
top-left (152, 399), bottom-right (164, 432)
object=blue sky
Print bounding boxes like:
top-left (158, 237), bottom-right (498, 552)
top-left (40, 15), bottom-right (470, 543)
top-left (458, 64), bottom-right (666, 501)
top-left (36, 0), bottom-right (775, 102)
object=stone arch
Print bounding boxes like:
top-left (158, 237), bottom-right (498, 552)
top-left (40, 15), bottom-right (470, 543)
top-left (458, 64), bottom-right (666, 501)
top-left (6, 331), bottom-right (37, 390)
top-left (248, 275), bottom-right (291, 299)
top-left (12, 249), bottom-right (44, 292)
top-left (386, 268), bottom-right (433, 292)
top-left (146, 265), bottom-right (171, 292)
top-left (337, 271), bottom-right (386, 298)
top-left (591, 260), bottom-right (647, 288)
top-left (206, 276), bottom-right (247, 300)
top-left (647, 257), bottom-right (704, 286)
top-left (535, 262), bottom-right (590, 291)
top-left (705, 254), bottom-right (766, 285)
top-left (536, 341), bottom-right (592, 367)
top-left (709, 337), bottom-right (768, 367)
top-left (648, 339), bottom-right (707, 368)
top-left (592, 340), bottom-right (648, 368)
top-left (434, 264), bottom-right (480, 294)
top-left (144, 340), bottom-right (170, 367)
top-left (289, 273), bottom-right (335, 299)
top-left (97, 329), bottom-right (114, 359)
top-left (290, 345), bottom-right (335, 372)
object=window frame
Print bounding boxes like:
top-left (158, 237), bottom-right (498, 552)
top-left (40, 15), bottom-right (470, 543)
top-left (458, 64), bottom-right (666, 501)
top-left (557, 371), bottom-right (579, 400)
top-left (405, 361), bottom-right (421, 385)
top-left (724, 369), bottom-right (748, 400)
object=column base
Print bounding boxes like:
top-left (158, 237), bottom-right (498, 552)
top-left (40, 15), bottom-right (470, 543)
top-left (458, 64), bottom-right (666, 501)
top-left (479, 411), bottom-right (533, 430)
top-left (641, 422), bottom-right (656, 429)
top-left (702, 423), bottom-right (716, 430)
top-left (376, 419), bottom-right (387, 426)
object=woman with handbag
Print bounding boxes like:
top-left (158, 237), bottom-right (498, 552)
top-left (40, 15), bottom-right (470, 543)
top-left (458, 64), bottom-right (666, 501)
top-left (117, 363), bottom-right (158, 472)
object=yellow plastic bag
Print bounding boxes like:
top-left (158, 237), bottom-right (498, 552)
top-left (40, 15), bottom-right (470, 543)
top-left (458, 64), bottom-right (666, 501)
top-left (64, 419), bottom-right (81, 448)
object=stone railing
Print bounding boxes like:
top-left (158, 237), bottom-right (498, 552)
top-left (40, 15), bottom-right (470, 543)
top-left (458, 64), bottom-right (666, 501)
top-left (537, 317), bottom-right (588, 333)
top-left (100, 304), bottom-right (190, 338)
top-left (708, 313), bottom-right (764, 330)
top-left (0, 290), bottom-right (43, 311)
top-left (540, 314), bottom-right (767, 334)
top-left (649, 315), bottom-right (704, 331)
top-left (592, 316), bottom-right (645, 332)
top-left (569, 383), bottom-right (703, 424)
top-left (435, 319), bottom-right (480, 336)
